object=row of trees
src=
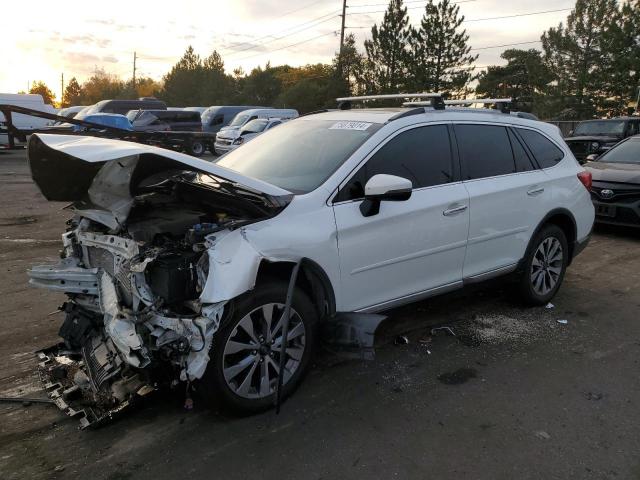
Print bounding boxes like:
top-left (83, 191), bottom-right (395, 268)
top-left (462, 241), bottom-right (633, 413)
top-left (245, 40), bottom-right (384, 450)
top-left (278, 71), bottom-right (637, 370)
top-left (30, 0), bottom-right (640, 120)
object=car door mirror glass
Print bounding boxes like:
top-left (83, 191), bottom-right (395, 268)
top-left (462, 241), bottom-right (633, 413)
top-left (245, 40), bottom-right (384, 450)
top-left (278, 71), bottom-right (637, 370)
top-left (360, 174), bottom-right (412, 217)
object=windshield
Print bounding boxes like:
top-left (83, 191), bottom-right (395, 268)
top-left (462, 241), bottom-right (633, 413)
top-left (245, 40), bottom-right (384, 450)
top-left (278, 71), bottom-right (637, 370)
top-left (131, 111), bottom-right (159, 126)
top-left (217, 119), bottom-right (382, 193)
top-left (574, 120), bottom-right (625, 137)
top-left (598, 138), bottom-right (640, 164)
top-left (229, 113), bottom-right (250, 127)
top-left (241, 119), bottom-right (268, 134)
top-left (76, 102), bottom-right (106, 119)
top-left (126, 110), bottom-right (143, 121)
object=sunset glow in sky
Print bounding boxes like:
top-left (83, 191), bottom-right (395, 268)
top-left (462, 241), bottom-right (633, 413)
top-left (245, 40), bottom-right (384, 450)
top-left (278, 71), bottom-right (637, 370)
top-left (3, 0), bottom-right (574, 102)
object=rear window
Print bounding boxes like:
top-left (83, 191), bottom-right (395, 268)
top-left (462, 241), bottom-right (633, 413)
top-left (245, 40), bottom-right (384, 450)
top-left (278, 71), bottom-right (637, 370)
top-left (517, 128), bottom-right (564, 168)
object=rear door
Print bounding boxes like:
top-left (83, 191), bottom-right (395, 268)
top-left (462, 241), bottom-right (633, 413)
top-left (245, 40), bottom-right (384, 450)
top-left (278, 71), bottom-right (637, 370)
top-left (453, 123), bottom-right (550, 279)
top-left (332, 123), bottom-right (470, 312)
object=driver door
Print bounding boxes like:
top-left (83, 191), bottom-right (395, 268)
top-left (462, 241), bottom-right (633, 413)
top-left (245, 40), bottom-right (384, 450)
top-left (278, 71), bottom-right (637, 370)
top-left (332, 124), bottom-right (470, 312)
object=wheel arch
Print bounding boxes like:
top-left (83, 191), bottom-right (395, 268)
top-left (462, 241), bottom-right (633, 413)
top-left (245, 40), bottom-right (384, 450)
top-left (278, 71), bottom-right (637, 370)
top-left (530, 208), bottom-right (578, 264)
top-left (255, 258), bottom-right (337, 320)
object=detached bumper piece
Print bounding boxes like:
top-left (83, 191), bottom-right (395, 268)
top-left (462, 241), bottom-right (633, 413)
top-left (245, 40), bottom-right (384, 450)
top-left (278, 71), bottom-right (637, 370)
top-left (37, 343), bottom-right (153, 429)
top-left (321, 313), bottom-right (387, 361)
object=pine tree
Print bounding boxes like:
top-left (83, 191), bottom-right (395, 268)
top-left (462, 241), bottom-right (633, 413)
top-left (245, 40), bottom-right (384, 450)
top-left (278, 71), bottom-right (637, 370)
top-left (408, 0), bottom-right (477, 95)
top-left (541, 0), bottom-right (620, 119)
top-left (161, 46), bottom-right (204, 106)
top-left (200, 50), bottom-right (232, 105)
top-left (476, 49), bottom-right (552, 116)
top-left (62, 77), bottom-right (82, 107)
top-left (363, 0), bottom-right (412, 93)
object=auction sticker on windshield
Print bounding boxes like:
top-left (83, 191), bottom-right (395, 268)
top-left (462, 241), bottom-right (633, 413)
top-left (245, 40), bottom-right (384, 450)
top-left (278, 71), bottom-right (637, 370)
top-left (329, 121), bottom-right (372, 131)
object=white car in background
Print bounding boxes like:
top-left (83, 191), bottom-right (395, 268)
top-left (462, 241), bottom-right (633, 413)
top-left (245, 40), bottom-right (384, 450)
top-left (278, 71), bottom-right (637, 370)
top-left (215, 117), bottom-right (286, 154)
top-left (26, 94), bottom-right (594, 424)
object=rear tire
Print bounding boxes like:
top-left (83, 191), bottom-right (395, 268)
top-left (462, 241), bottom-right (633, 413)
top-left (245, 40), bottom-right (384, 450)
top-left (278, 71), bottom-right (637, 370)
top-left (199, 281), bottom-right (318, 413)
top-left (518, 224), bottom-right (568, 306)
top-left (186, 139), bottom-right (205, 157)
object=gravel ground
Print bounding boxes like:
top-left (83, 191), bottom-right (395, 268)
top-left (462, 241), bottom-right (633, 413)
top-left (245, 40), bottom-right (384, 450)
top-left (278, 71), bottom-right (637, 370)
top-left (1, 148), bottom-right (639, 480)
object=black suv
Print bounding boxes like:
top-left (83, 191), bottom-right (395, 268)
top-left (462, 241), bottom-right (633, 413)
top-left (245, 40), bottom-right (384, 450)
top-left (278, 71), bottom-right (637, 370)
top-left (565, 117), bottom-right (640, 163)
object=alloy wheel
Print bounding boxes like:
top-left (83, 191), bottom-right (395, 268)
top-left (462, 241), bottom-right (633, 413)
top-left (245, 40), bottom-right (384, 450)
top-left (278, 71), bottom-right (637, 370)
top-left (530, 236), bottom-right (564, 296)
top-left (222, 303), bottom-right (306, 399)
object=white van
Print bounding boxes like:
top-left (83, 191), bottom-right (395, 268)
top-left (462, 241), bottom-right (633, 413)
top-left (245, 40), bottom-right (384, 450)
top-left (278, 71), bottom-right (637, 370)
top-left (214, 108), bottom-right (298, 154)
top-left (0, 94), bottom-right (57, 147)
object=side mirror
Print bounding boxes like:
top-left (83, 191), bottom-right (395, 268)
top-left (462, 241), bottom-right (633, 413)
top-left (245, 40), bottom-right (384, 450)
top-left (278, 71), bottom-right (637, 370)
top-left (585, 153), bottom-right (599, 162)
top-left (568, 130), bottom-right (574, 137)
top-left (360, 174), bottom-right (412, 217)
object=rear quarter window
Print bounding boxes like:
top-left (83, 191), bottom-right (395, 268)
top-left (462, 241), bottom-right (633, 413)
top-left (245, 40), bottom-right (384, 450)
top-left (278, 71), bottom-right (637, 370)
top-left (517, 128), bottom-right (564, 168)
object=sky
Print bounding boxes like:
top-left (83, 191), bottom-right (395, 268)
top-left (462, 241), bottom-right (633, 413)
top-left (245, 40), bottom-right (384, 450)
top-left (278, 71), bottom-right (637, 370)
top-left (2, 0), bottom-right (574, 102)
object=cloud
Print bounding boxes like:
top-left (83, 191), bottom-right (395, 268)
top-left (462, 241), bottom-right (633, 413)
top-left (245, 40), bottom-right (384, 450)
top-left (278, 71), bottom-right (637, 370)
top-left (102, 55), bottom-right (119, 63)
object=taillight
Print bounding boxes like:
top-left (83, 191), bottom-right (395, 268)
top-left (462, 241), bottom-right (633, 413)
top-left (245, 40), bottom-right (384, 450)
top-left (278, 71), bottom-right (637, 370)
top-left (577, 171), bottom-right (592, 192)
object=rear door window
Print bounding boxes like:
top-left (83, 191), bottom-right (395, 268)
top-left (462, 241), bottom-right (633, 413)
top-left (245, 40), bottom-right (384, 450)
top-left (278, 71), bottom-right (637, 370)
top-left (454, 124), bottom-right (515, 180)
top-left (516, 128), bottom-right (564, 168)
top-left (335, 124), bottom-right (454, 202)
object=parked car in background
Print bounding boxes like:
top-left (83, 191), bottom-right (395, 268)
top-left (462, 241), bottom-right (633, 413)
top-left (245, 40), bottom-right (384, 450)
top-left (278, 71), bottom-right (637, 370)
top-left (0, 93), bottom-right (57, 130)
top-left (183, 106), bottom-right (208, 116)
top-left (584, 135), bottom-right (640, 227)
top-left (214, 108), bottom-right (298, 154)
top-left (201, 105), bottom-right (264, 134)
top-left (214, 117), bottom-right (286, 154)
top-left (57, 106), bottom-right (88, 120)
top-left (565, 117), bottom-right (640, 163)
top-left (127, 109), bottom-right (202, 132)
top-left (71, 113), bottom-right (133, 132)
top-left (26, 97), bottom-right (594, 418)
top-left (77, 98), bottom-right (167, 119)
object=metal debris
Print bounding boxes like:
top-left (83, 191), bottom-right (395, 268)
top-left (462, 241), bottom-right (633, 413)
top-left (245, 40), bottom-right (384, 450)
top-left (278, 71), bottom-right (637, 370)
top-left (394, 335), bottom-right (409, 345)
top-left (545, 302), bottom-right (555, 309)
top-left (557, 319), bottom-right (568, 325)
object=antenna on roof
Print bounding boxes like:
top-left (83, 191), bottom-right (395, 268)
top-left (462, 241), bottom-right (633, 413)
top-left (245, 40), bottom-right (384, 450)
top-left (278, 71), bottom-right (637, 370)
top-left (336, 93), bottom-right (445, 111)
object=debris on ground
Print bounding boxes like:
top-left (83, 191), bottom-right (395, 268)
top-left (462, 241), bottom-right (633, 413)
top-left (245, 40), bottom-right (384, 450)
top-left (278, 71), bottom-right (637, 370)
top-left (546, 302), bottom-right (555, 309)
top-left (394, 335), bottom-right (409, 345)
top-left (431, 326), bottom-right (456, 337)
top-left (463, 313), bottom-right (547, 345)
top-left (534, 430), bottom-right (551, 440)
top-left (557, 319), bottom-right (568, 325)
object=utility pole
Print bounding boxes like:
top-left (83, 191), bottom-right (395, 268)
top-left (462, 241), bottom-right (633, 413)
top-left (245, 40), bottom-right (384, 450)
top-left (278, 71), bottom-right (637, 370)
top-left (132, 51), bottom-right (137, 93)
top-left (338, 0), bottom-right (347, 77)
top-left (60, 72), bottom-right (64, 107)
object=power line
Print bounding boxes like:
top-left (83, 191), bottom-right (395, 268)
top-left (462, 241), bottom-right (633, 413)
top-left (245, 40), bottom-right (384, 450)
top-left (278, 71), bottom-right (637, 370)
top-left (464, 7), bottom-right (572, 22)
top-left (471, 40), bottom-right (541, 51)
top-left (234, 31), bottom-right (338, 61)
top-left (349, 0), bottom-right (475, 7)
top-left (347, 0), bottom-right (477, 14)
top-left (224, 10), bottom-right (340, 56)
top-left (275, 0), bottom-right (333, 19)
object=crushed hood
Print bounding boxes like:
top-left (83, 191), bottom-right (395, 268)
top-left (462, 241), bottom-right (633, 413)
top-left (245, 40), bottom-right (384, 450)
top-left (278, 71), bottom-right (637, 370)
top-left (28, 134), bottom-right (291, 200)
top-left (28, 134), bottom-right (292, 229)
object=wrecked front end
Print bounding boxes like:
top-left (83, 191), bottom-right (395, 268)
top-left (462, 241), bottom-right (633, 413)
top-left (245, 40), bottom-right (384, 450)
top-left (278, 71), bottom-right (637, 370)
top-left (27, 134), bottom-right (291, 427)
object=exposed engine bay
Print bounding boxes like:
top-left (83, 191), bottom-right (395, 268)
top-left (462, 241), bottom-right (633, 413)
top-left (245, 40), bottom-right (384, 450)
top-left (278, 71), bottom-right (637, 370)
top-left (27, 135), bottom-right (291, 427)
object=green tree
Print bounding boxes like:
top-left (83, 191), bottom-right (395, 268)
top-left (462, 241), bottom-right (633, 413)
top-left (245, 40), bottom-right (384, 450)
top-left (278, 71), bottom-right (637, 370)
top-left (62, 77), bottom-right (82, 107)
top-left (601, 0), bottom-right (640, 115)
top-left (332, 33), bottom-right (367, 95)
top-left (363, 0), bottom-right (412, 93)
top-left (161, 46), bottom-right (204, 106)
top-left (80, 69), bottom-right (126, 104)
top-left (200, 50), bottom-right (232, 105)
top-left (29, 80), bottom-right (55, 105)
top-left (476, 49), bottom-right (552, 116)
top-left (277, 64), bottom-right (335, 112)
top-left (542, 0), bottom-right (620, 119)
top-left (408, 0), bottom-right (477, 95)
top-left (237, 63), bottom-right (286, 105)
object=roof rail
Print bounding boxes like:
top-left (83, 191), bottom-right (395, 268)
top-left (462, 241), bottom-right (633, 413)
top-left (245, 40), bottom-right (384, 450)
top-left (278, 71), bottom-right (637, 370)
top-left (336, 93), bottom-right (445, 111)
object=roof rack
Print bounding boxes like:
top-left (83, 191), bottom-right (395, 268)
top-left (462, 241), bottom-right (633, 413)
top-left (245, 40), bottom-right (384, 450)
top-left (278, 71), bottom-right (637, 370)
top-left (336, 93), bottom-right (445, 111)
top-left (403, 97), bottom-right (513, 113)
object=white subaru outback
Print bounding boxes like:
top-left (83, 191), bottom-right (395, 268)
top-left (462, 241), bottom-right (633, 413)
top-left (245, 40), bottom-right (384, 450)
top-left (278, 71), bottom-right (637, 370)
top-left (27, 97), bottom-right (594, 423)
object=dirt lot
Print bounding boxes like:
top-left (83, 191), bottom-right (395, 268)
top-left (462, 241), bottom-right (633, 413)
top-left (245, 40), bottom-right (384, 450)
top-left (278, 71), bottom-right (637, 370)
top-left (1, 148), bottom-right (639, 480)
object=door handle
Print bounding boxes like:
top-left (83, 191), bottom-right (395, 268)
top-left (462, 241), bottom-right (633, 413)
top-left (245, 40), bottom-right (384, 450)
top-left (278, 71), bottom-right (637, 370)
top-left (443, 204), bottom-right (468, 216)
top-left (527, 186), bottom-right (545, 196)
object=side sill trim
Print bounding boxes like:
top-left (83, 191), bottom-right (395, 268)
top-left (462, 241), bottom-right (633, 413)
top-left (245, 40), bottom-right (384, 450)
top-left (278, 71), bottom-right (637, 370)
top-left (354, 281), bottom-right (463, 314)
top-left (463, 263), bottom-right (518, 285)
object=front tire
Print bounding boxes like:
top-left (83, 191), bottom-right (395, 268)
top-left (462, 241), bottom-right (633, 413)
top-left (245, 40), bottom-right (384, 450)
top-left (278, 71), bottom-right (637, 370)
top-left (199, 281), bottom-right (318, 413)
top-left (518, 224), bottom-right (568, 305)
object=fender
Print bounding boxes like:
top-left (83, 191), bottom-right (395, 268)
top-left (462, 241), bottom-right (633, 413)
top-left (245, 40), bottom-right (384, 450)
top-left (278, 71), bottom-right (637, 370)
top-left (199, 228), bottom-right (337, 316)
